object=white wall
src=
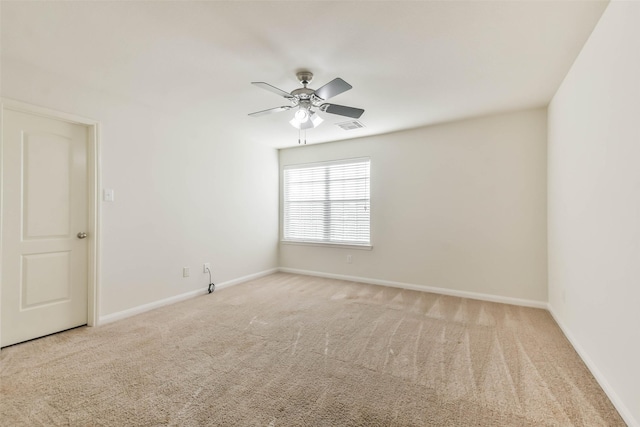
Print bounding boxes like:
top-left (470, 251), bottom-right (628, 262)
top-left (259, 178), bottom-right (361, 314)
top-left (280, 109), bottom-right (548, 303)
top-left (548, 1), bottom-right (640, 425)
top-left (1, 43), bottom-right (279, 318)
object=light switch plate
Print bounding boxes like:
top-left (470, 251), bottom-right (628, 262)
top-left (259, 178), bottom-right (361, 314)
top-left (103, 189), bottom-right (115, 202)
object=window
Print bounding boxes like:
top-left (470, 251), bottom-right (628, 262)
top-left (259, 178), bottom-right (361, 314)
top-left (283, 158), bottom-right (370, 246)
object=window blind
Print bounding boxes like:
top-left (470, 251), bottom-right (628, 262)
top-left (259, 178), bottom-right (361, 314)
top-left (283, 158), bottom-right (370, 246)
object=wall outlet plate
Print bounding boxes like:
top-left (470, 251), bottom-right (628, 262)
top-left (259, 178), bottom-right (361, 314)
top-left (203, 263), bottom-right (210, 273)
top-left (183, 267), bottom-right (190, 277)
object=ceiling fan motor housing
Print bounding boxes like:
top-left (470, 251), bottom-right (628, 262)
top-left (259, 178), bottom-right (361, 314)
top-left (296, 71), bottom-right (313, 86)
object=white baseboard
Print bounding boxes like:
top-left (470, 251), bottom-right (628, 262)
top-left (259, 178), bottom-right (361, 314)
top-left (99, 268), bottom-right (278, 325)
top-left (278, 267), bottom-right (547, 309)
top-left (548, 304), bottom-right (638, 427)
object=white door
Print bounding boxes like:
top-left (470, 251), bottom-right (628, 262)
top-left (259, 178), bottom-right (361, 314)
top-left (1, 109), bottom-right (88, 347)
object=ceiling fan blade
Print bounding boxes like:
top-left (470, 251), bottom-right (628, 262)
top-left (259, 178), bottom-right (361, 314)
top-left (248, 106), bottom-right (292, 117)
top-left (321, 103), bottom-right (364, 119)
top-left (314, 78), bottom-right (352, 100)
top-left (251, 82), bottom-right (293, 98)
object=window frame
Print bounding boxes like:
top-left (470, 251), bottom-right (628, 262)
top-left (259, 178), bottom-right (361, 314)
top-left (281, 157), bottom-right (372, 250)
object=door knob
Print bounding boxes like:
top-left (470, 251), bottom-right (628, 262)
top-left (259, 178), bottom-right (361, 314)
top-left (77, 232), bottom-right (87, 239)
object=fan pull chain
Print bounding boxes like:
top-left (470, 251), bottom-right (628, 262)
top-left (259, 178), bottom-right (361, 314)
top-left (298, 128), bottom-right (301, 145)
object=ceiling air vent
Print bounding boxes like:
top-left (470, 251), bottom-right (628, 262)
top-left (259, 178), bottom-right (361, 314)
top-left (336, 120), bottom-right (365, 131)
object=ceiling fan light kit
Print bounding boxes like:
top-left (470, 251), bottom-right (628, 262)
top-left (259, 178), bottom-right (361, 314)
top-left (289, 111), bottom-right (323, 130)
top-left (249, 71), bottom-right (365, 135)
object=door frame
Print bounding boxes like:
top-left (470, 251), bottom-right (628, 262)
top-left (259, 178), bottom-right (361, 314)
top-left (0, 98), bottom-right (101, 347)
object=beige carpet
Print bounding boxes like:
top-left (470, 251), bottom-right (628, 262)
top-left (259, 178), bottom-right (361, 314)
top-left (0, 273), bottom-right (625, 426)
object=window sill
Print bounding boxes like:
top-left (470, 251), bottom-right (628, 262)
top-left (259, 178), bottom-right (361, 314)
top-left (280, 240), bottom-right (373, 251)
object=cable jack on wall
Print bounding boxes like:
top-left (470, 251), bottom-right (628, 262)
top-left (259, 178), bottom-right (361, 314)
top-left (206, 267), bottom-right (215, 293)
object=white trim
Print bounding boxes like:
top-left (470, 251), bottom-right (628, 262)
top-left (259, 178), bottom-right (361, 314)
top-left (278, 267), bottom-right (548, 309)
top-left (280, 241), bottom-right (373, 251)
top-left (0, 98), bottom-right (98, 126)
top-left (548, 304), bottom-right (639, 427)
top-left (98, 268), bottom-right (278, 325)
top-left (0, 99), bottom-right (101, 345)
top-left (0, 104), bottom-right (4, 347)
top-left (86, 121), bottom-right (101, 327)
top-left (99, 288), bottom-right (208, 326)
top-left (282, 156), bottom-right (371, 170)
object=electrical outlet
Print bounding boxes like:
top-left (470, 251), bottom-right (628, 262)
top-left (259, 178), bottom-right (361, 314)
top-left (203, 263), bottom-right (210, 273)
top-left (347, 254), bottom-right (352, 264)
top-left (183, 267), bottom-right (190, 278)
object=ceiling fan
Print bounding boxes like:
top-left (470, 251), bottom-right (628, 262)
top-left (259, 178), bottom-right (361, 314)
top-left (248, 71), bottom-right (364, 130)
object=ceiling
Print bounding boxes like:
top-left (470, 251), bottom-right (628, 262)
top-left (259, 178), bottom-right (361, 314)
top-left (1, 1), bottom-right (608, 148)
